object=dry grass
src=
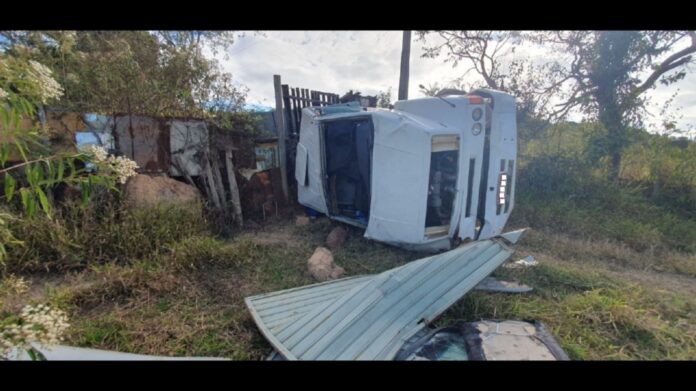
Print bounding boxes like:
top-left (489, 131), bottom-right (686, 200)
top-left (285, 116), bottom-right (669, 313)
top-left (517, 229), bottom-right (696, 278)
top-left (2, 216), bottom-right (694, 360)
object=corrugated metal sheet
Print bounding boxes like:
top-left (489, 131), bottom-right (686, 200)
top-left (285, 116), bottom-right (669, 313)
top-left (114, 115), bottom-right (170, 173)
top-left (6, 343), bottom-right (227, 360)
top-left (170, 119), bottom-right (208, 177)
top-left (245, 232), bottom-right (523, 360)
top-left (254, 141), bottom-right (279, 171)
top-left (248, 276), bottom-right (372, 336)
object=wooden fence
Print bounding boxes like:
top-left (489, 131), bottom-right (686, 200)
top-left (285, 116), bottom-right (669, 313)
top-left (273, 75), bottom-right (340, 202)
top-left (281, 85), bottom-right (339, 136)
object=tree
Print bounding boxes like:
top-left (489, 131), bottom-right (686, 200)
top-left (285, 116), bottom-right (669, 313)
top-left (376, 88), bottom-right (392, 108)
top-left (541, 31), bottom-right (696, 180)
top-left (0, 31), bottom-right (248, 119)
top-left (418, 82), bottom-right (443, 97)
top-left (1, 53), bottom-right (138, 263)
top-left (417, 31), bottom-right (557, 123)
top-left (419, 30), bottom-right (696, 181)
top-left (339, 89), bottom-right (363, 104)
top-left (419, 31), bottom-right (516, 90)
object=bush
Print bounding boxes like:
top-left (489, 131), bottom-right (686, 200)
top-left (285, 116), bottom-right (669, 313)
top-left (513, 154), bottom-right (696, 253)
top-left (4, 194), bottom-right (207, 272)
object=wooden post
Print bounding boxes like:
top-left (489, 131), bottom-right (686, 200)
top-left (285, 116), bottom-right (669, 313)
top-left (274, 74), bottom-right (289, 203)
top-left (204, 158), bottom-right (222, 209)
top-left (225, 150), bottom-right (243, 227)
top-left (210, 154), bottom-right (227, 209)
top-left (398, 31), bottom-right (412, 101)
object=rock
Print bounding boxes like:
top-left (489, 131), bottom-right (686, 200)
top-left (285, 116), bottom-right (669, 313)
top-left (330, 265), bottom-right (345, 280)
top-left (123, 174), bottom-right (201, 209)
top-left (295, 215), bottom-right (310, 226)
top-left (326, 226), bottom-right (348, 250)
top-left (307, 247), bottom-right (345, 282)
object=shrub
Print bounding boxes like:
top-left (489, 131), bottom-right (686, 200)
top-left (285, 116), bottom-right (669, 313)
top-left (513, 153), bottom-right (696, 253)
top-left (4, 194), bottom-right (207, 272)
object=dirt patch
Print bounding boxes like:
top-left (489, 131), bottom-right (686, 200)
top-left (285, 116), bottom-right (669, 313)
top-left (515, 243), bottom-right (696, 296)
top-left (236, 221), bottom-right (306, 248)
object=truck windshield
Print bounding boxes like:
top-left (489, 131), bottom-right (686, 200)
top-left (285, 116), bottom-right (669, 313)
top-left (425, 135), bottom-right (459, 238)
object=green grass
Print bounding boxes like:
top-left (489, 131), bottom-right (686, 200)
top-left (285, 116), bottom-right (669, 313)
top-left (3, 197), bottom-right (207, 272)
top-left (438, 262), bottom-right (695, 360)
top-left (513, 154), bottom-right (696, 254)
top-left (2, 210), bottom-right (694, 360)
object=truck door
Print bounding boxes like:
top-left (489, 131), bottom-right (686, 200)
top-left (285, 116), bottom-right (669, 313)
top-left (296, 108), bottom-right (329, 214)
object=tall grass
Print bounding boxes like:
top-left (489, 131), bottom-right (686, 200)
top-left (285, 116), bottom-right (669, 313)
top-left (3, 192), bottom-right (207, 273)
top-left (512, 123), bottom-right (696, 254)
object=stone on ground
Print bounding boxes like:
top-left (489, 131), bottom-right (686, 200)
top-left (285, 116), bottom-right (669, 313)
top-left (326, 226), bottom-right (348, 250)
top-left (307, 247), bottom-right (345, 282)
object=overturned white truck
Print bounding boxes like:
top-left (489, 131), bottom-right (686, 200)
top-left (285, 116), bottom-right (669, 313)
top-left (295, 89), bottom-right (517, 251)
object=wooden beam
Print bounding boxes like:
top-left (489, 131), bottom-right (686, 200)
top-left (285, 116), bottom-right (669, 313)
top-left (225, 150), bottom-right (243, 228)
top-left (210, 153), bottom-right (228, 211)
top-left (204, 158), bottom-right (222, 209)
top-left (273, 75), bottom-right (289, 202)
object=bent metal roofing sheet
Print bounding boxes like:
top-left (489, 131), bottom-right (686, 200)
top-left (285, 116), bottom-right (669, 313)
top-left (245, 229), bottom-right (525, 360)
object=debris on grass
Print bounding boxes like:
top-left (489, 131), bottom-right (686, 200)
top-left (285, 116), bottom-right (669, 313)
top-left (474, 276), bottom-right (533, 293)
top-left (2, 217), bottom-right (693, 360)
top-left (504, 255), bottom-right (539, 269)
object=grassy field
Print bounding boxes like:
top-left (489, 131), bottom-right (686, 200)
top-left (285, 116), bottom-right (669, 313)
top-left (2, 214), bottom-right (694, 360)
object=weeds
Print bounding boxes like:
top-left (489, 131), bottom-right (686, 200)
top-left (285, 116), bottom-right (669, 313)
top-left (1, 143), bottom-right (694, 360)
top-left (439, 261), bottom-right (695, 360)
top-left (4, 196), bottom-right (206, 273)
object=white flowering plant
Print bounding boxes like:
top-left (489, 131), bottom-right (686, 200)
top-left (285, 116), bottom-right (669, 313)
top-left (0, 304), bottom-right (70, 360)
top-left (0, 274), bottom-right (29, 295)
top-left (1, 54), bottom-right (138, 265)
top-left (84, 145), bottom-right (139, 185)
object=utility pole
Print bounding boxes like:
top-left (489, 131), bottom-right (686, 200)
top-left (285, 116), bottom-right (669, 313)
top-left (398, 31), bottom-right (412, 101)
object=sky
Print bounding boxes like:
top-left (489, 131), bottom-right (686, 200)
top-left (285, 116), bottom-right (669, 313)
top-left (218, 31), bottom-right (696, 134)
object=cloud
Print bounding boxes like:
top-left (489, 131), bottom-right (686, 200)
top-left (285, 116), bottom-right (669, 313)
top-left (218, 31), bottom-right (696, 131)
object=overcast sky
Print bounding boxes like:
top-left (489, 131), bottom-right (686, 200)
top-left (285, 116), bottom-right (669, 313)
top-left (218, 31), bottom-right (696, 134)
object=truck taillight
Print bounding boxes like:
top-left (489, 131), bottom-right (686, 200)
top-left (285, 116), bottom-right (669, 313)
top-left (498, 173), bottom-right (508, 206)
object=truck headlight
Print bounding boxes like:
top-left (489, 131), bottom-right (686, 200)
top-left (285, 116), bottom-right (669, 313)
top-left (472, 123), bottom-right (482, 135)
top-left (472, 108), bottom-right (483, 121)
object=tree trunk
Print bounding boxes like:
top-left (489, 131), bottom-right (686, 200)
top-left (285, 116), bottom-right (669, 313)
top-left (600, 107), bottom-right (626, 183)
top-left (594, 31), bottom-right (635, 183)
top-left (609, 149), bottom-right (622, 182)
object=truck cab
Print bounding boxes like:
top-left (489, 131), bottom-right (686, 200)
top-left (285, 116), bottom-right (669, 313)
top-left (295, 89), bottom-right (517, 251)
